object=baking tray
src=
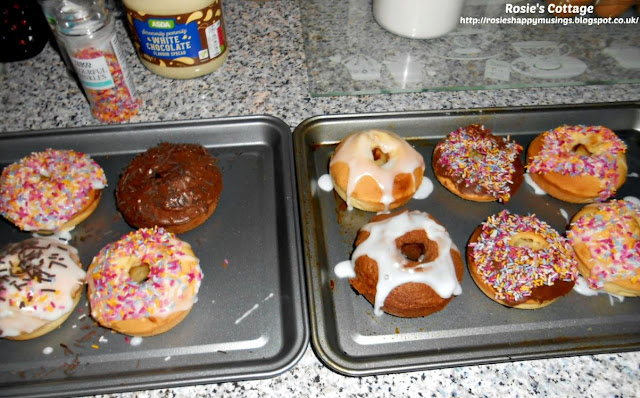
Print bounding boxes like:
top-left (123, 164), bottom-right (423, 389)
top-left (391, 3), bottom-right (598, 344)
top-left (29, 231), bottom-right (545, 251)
top-left (0, 116), bottom-right (308, 397)
top-left (293, 102), bottom-right (640, 376)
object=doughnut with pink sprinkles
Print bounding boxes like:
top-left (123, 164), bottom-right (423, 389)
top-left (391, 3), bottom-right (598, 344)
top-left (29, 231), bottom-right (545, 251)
top-left (527, 125), bottom-right (627, 201)
top-left (0, 149), bottom-right (106, 232)
top-left (87, 227), bottom-right (202, 324)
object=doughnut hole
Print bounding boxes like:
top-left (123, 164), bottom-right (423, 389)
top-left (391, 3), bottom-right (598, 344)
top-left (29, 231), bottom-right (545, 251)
top-left (571, 144), bottom-right (591, 157)
top-left (470, 149), bottom-right (484, 161)
top-left (509, 232), bottom-right (548, 251)
top-left (372, 147), bottom-right (390, 166)
top-left (401, 243), bottom-right (425, 262)
top-left (129, 263), bottom-right (151, 283)
top-left (571, 134), bottom-right (606, 157)
top-left (395, 229), bottom-right (439, 268)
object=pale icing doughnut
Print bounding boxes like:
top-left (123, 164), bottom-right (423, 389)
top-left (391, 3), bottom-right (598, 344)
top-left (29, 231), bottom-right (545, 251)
top-left (0, 149), bottom-right (106, 232)
top-left (335, 210), bottom-right (463, 317)
top-left (329, 130), bottom-right (425, 212)
top-left (526, 125), bottom-right (627, 203)
top-left (467, 210), bottom-right (578, 309)
top-left (87, 227), bottom-right (202, 336)
top-left (432, 124), bottom-right (524, 203)
top-left (568, 199), bottom-right (640, 296)
top-left (0, 238), bottom-right (85, 340)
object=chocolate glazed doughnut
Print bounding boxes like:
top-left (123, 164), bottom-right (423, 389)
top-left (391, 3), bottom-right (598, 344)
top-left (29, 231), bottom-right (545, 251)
top-left (432, 124), bottom-right (524, 203)
top-left (116, 143), bottom-right (223, 233)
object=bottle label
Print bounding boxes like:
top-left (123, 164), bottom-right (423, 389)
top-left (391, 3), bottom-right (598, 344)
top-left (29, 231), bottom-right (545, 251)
top-left (70, 56), bottom-right (115, 89)
top-left (110, 35), bottom-right (137, 98)
top-left (125, 2), bottom-right (226, 68)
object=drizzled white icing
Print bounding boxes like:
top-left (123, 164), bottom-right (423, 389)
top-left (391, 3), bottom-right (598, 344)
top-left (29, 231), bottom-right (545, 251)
top-left (330, 130), bottom-right (425, 211)
top-left (573, 275), bottom-right (625, 305)
top-left (559, 208), bottom-right (569, 223)
top-left (0, 238), bottom-right (85, 338)
top-left (130, 336), bottom-right (143, 346)
top-left (624, 196), bottom-right (640, 206)
top-left (317, 174), bottom-right (334, 192)
top-left (335, 211), bottom-right (462, 316)
top-left (524, 173), bottom-right (546, 195)
top-left (334, 260), bottom-right (356, 278)
top-left (412, 176), bottom-right (434, 200)
top-left (33, 226), bottom-right (75, 244)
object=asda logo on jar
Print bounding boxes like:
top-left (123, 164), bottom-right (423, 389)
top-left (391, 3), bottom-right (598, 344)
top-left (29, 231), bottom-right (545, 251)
top-left (148, 19), bottom-right (174, 29)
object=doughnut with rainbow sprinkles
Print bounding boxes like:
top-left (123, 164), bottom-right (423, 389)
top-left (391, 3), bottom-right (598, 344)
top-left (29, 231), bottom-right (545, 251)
top-left (526, 125), bottom-right (627, 203)
top-left (467, 210), bottom-right (578, 309)
top-left (0, 149), bottom-right (106, 233)
top-left (86, 227), bottom-right (202, 337)
top-left (568, 199), bottom-right (640, 297)
top-left (432, 124), bottom-right (524, 203)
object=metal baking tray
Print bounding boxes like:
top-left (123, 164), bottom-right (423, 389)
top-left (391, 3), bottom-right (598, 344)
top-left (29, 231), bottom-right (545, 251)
top-left (293, 102), bottom-right (640, 376)
top-left (0, 116), bottom-right (308, 397)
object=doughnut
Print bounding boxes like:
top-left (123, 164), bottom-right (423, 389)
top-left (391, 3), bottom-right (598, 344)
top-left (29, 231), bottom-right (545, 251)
top-left (467, 210), bottom-right (578, 309)
top-left (86, 227), bottom-right (202, 336)
top-left (116, 143), bottom-right (223, 234)
top-left (526, 125), bottom-right (627, 203)
top-left (335, 210), bottom-right (463, 318)
top-left (0, 149), bottom-right (106, 233)
top-left (568, 199), bottom-right (640, 296)
top-left (432, 124), bottom-right (524, 203)
top-left (0, 238), bottom-right (85, 340)
top-left (329, 129), bottom-right (425, 212)
top-left (594, 0), bottom-right (635, 17)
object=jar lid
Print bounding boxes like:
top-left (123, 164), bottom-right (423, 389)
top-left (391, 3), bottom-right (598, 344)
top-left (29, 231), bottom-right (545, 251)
top-left (54, 0), bottom-right (107, 36)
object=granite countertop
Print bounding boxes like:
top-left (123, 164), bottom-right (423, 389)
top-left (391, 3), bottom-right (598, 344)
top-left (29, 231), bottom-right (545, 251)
top-left (1, 0), bottom-right (640, 397)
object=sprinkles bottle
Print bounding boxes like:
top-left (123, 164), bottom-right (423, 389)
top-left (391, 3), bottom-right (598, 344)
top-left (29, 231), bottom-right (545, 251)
top-left (53, 0), bottom-right (141, 123)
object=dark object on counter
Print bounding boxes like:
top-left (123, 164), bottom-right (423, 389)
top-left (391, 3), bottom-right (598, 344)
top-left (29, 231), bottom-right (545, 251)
top-left (0, 0), bottom-right (50, 62)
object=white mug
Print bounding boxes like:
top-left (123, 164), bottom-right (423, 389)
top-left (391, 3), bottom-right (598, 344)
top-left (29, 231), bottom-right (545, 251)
top-left (373, 0), bottom-right (465, 39)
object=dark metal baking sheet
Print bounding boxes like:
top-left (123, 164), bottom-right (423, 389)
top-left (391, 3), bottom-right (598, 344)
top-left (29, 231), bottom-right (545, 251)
top-left (0, 116), bottom-right (308, 397)
top-left (293, 102), bottom-right (640, 376)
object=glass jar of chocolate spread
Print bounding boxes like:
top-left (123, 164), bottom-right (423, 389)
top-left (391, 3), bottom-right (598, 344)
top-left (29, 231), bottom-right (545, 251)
top-left (122, 0), bottom-right (228, 79)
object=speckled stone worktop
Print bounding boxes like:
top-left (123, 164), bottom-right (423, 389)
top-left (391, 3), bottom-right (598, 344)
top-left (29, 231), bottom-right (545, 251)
top-left (1, 0), bottom-right (639, 397)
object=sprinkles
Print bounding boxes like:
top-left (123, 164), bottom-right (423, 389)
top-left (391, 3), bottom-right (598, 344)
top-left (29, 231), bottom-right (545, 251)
top-left (469, 210), bottom-right (578, 303)
top-left (434, 124), bottom-right (523, 202)
top-left (72, 47), bottom-right (141, 123)
top-left (527, 125), bottom-right (627, 201)
top-left (0, 149), bottom-right (106, 232)
top-left (0, 238), bottom-right (85, 338)
top-left (87, 227), bottom-right (202, 324)
top-left (568, 200), bottom-right (640, 289)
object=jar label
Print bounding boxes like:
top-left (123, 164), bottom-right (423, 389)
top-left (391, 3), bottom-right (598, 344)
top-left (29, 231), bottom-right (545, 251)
top-left (70, 56), bottom-right (115, 89)
top-left (125, 2), bottom-right (226, 68)
top-left (110, 35), bottom-right (137, 98)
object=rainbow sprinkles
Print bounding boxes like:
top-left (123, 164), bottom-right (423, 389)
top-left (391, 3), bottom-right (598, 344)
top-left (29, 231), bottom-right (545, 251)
top-left (527, 125), bottom-right (627, 201)
top-left (469, 210), bottom-right (578, 303)
top-left (568, 200), bottom-right (640, 289)
top-left (0, 149), bottom-right (106, 232)
top-left (87, 227), bottom-right (202, 324)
